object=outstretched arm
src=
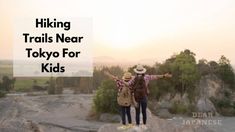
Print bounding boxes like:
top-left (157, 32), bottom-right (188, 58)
top-left (156, 73), bottom-right (172, 79)
top-left (104, 71), bottom-right (118, 80)
top-left (149, 73), bottom-right (172, 80)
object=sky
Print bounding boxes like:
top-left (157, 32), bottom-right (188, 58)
top-left (0, 0), bottom-right (235, 65)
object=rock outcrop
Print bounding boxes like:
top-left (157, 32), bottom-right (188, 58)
top-left (0, 94), bottom-right (105, 132)
top-left (196, 75), bottom-right (220, 113)
top-left (98, 109), bottom-right (216, 132)
top-left (197, 97), bottom-right (216, 113)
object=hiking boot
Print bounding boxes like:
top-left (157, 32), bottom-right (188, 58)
top-left (127, 124), bottom-right (134, 128)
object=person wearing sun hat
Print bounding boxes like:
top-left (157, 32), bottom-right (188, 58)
top-left (104, 71), bottom-right (136, 130)
top-left (122, 72), bottom-right (132, 81)
top-left (127, 64), bottom-right (172, 130)
top-left (134, 64), bottom-right (147, 74)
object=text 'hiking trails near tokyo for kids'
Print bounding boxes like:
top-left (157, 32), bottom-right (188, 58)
top-left (13, 18), bottom-right (93, 77)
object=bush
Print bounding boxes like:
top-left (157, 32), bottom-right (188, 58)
top-left (0, 90), bottom-right (6, 98)
top-left (169, 102), bottom-right (188, 114)
top-left (149, 85), bottom-right (160, 100)
top-left (210, 97), bottom-right (235, 116)
top-left (93, 80), bottom-right (119, 114)
top-left (217, 98), bottom-right (231, 108)
top-left (149, 80), bottom-right (175, 101)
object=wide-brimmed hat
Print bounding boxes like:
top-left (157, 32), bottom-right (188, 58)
top-left (134, 64), bottom-right (146, 74)
top-left (122, 72), bottom-right (132, 80)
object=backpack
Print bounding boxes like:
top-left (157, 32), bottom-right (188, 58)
top-left (117, 86), bottom-right (132, 106)
top-left (133, 76), bottom-right (146, 102)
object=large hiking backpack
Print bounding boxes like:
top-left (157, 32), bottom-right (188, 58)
top-left (133, 76), bottom-right (147, 102)
top-left (117, 86), bottom-right (132, 106)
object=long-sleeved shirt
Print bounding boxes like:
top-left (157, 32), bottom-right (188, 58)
top-left (115, 79), bottom-right (130, 92)
top-left (128, 74), bottom-right (158, 87)
top-left (114, 74), bottom-right (158, 92)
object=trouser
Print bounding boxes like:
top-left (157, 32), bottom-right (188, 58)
top-left (120, 106), bottom-right (132, 125)
top-left (135, 96), bottom-right (147, 125)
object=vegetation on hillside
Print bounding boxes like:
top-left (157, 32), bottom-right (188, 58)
top-left (0, 76), bottom-right (15, 97)
top-left (92, 49), bottom-right (235, 116)
top-left (0, 49), bottom-right (235, 116)
top-left (93, 80), bottom-right (119, 114)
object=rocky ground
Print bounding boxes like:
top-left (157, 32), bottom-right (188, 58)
top-left (98, 108), bottom-right (217, 132)
top-left (0, 92), bottom-right (234, 132)
top-left (0, 93), bottom-right (105, 132)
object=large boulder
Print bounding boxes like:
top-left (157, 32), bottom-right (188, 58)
top-left (196, 97), bottom-right (216, 113)
top-left (197, 75), bottom-right (220, 113)
top-left (198, 75), bottom-right (223, 99)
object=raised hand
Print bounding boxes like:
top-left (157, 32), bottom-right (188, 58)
top-left (164, 73), bottom-right (172, 78)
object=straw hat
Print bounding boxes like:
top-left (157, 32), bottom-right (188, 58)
top-left (134, 64), bottom-right (146, 74)
top-left (122, 72), bottom-right (132, 80)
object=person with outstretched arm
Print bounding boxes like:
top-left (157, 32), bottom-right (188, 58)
top-left (104, 71), bottom-right (136, 130)
top-left (126, 64), bottom-right (172, 130)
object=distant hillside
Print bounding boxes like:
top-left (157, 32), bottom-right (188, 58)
top-left (0, 60), bottom-right (12, 65)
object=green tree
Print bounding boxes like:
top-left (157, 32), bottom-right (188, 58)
top-left (218, 55), bottom-right (235, 90)
top-left (0, 76), bottom-right (15, 97)
top-left (1, 76), bottom-right (15, 92)
top-left (149, 60), bottom-right (175, 100)
top-left (171, 49), bottom-right (200, 99)
top-left (93, 80), bottom-right (119, 114)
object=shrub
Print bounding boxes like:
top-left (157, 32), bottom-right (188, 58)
top-left (149, 85), bottom-right (160, 100)
top-left (93, 79), bottom-right (119, 114)
top-left (216, 98), bottom-right (231, 108)
top-left (210, 97), bottom-right (235, 116)
top-left (169, 102), bottom-right (188, 114)
top-left (0, 90), bottom-right (6, 98)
